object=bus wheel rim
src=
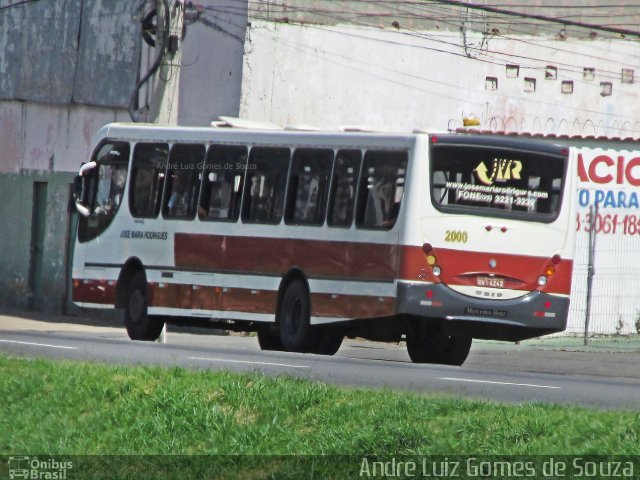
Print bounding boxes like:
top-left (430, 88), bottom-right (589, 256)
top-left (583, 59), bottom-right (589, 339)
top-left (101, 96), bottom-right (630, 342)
top-left (129, 290), bottom-right (145, 323)
top-left (288, 298), bottom-right (302, 336)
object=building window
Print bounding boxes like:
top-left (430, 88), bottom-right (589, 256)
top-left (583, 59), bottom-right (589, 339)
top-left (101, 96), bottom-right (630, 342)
top-left (545, 66), bottom-right (557, 80)
top-left (561, 80), bottom-right (574, 94)
top-left (600, 82), bottom-right (613, 97)
top-left (524, 77), bottom-right (536, 93)
top-left (506, 64), bottom-right (519, 78)
top-left (622, 68), bottom-right (634, 84)
top-left (583, 68), bottom-right (595, 81)
top-left (485, 76), bottom-right (498, 90)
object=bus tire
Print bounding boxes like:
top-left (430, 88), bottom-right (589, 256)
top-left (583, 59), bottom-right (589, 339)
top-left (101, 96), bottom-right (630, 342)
top-left (278, 280), bottom-right (313, 353)
top-left (310, 327), bottom-right (343, 356)
top-left (257, 325), bottom-right (284, 351)
top-left (406, 324), bottom-right (472, 366)
top-left (124, 271), bottom-right (164, 341)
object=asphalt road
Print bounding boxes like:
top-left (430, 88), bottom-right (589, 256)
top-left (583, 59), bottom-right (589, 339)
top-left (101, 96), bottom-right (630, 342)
top-left (1, 315), bottom-right (639, 410)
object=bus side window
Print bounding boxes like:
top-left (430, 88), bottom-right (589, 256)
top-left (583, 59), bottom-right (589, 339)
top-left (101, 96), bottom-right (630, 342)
top-left (356, 150), bottom-right (408, 230)
top-left (199, 145), bottom-right (247, 221)
top-left (129, 143), bottom-right (169, 218)
top-left (285, 149), bottom-right (333, 226)
top-left (162, 144), bottom-right (204, 220)
top-left (242, 147), bottom-right (290, 224)
top-left (91, 142), bottom-right (130, 217)
top-left (327, 150), bottom-right (362, 227)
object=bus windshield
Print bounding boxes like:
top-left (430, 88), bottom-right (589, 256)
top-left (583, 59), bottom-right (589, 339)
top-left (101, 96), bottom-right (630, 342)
top-left (430, 143), bottom-right (566, 222)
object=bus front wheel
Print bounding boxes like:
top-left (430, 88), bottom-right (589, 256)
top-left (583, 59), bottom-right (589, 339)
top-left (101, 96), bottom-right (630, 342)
top-left (124, 271), bottom-right (164, 341)
top-left (278, 280), bottom-right (313, 353)
top-left (406, 323), bottom-right (472, 366)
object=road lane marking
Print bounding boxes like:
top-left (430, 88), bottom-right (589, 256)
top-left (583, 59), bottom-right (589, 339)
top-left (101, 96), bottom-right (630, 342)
top-left (188, 356), bottom-right (310, 369)
top-left (440, 377), bottom-right (561, 389)
top-left (0, 339), bottom-right (77, 350)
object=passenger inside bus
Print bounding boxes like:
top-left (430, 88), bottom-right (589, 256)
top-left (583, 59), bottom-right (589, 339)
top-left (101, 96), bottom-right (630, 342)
top-left (364, 179), bottom-right (394, 227)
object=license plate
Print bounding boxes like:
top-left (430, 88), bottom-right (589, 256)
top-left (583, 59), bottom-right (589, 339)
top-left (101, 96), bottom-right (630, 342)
top-left (476, 276), bottom-right (504, 288)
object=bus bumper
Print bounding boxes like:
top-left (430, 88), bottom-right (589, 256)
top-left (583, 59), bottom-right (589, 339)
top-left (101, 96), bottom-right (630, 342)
top-left (395, 282), bottom-right (569, 342)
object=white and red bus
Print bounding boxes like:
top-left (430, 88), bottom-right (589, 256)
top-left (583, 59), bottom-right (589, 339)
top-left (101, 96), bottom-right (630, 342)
top-left (72, 122), bottom-right (577, 365)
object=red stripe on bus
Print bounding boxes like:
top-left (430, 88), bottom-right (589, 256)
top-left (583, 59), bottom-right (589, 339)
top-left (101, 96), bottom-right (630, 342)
top-left (310, 293), bottom-right (395, 318)
top-left (148, 284), bottom-right (393, 318)
top-left (174, 233), bottom-right (400, 281)
top-left (148, 283), bottom-right (279, 314)
top-left (72, 279), bottom-right (116, 305)
top-left (175, 233), bottom-right (572, 295)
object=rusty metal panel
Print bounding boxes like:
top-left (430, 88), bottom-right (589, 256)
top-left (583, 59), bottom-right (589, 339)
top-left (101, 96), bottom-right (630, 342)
top-left (72, 0), bottom-right (141, 108)
top-left (12, 1), bottom-right (81, 104)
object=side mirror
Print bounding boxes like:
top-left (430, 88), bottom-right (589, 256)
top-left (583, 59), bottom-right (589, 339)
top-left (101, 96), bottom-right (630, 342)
top-left (73, 175), bottom-right (83, 203)
top-left (74, 161), bottom-right (97, 217)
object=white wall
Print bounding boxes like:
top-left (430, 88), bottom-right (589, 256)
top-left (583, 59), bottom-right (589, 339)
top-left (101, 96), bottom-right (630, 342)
top-left (240, 21), bottom-right (640, 137)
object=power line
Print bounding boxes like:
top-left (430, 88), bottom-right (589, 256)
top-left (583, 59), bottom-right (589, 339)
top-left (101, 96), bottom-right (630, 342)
top-left (425, 0), bottom-right (640, 37)
top-left (0, 0), bottom-right (41, 13)
top-left (206, 8), bottom-right (640, 125)
top-left (222, 2), bottom-right (640, 78)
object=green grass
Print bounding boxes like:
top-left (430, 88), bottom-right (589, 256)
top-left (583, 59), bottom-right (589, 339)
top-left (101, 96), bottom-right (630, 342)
top-left (1, 355), bottom-right (639, 478)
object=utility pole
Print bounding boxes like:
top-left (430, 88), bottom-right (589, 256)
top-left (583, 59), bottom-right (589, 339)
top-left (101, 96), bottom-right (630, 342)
top-left (150, 0), bottom-right (184, 125)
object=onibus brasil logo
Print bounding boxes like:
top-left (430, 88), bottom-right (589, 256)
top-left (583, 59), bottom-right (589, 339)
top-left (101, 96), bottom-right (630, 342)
top-left (474, 158), bottom-right (523, 185)
top-left (8, 457), bottom-right (73, 479)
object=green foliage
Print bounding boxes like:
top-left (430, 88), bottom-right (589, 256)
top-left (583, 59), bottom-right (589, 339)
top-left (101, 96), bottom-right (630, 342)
top-left (1, 355), bottom-right (639, 457)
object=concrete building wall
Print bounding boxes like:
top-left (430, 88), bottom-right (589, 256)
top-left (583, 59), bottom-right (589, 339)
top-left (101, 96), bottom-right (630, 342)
top-left (0, 171), bottom-right (75, 312)
top-left (178, 0), bottom-right (247, 126)
top-left (0, 0), bottom-right (246, 313)
top-left (0, 103), bottom-right (127, 313)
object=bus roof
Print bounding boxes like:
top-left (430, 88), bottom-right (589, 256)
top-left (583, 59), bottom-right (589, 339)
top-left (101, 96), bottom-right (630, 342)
top-left (96, 122), bottom-right (570, 154)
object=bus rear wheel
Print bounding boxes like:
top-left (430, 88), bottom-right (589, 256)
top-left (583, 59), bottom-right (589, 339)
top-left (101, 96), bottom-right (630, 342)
top-left (124, 271), bottom-right (164, 341)
top-left (309, 327), bottom-right (343, 356)
top-left (278, 280), bottom-right (314, 353)
top-left (257, 325), bottom-right (284, 351)
top-left (406, 323), bottom-right (472, 366)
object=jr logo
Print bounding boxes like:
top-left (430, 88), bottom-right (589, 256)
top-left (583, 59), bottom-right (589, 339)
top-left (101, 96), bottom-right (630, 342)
top-left (474, 159), bottom-right (523, 185)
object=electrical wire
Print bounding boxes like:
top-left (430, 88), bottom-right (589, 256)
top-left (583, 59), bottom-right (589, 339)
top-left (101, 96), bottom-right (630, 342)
top-left (223, 1), bottom-right (640, 78)
top-left (202, 4), bottom-right (640, 130)
top-left (226, 0), bottom-right (640, 67)
top-left (0, 0), bottom-right (41, 13)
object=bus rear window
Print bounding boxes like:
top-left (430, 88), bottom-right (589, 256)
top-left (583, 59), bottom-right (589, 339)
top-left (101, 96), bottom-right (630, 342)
top-left (430, 144), bottom-right (566, 222)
